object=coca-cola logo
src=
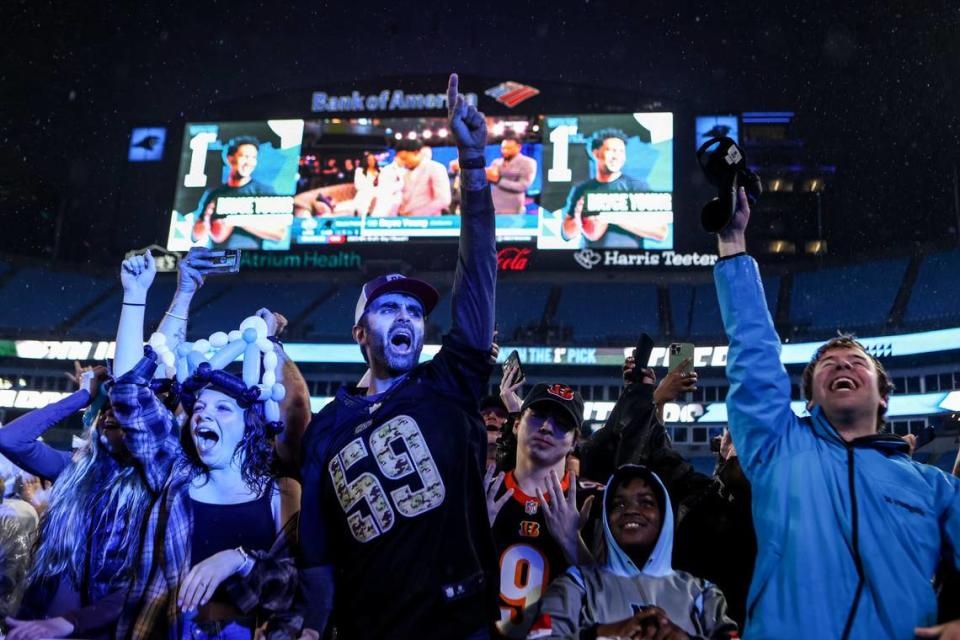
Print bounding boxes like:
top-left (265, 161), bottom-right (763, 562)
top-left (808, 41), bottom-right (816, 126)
top-left (497, 247), bottom-right (531, 272)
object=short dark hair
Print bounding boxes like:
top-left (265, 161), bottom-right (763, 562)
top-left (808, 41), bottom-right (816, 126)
top-left (394, 138), bottom-right (423, 152)
top-left (226, 136), bottom-right (260, 157)
top-left (590, 128), bottom-right (628, 152)
top-left (501, 130), bottom-right (521, 143)
top-left (801, 335), bottom-right (895, 429)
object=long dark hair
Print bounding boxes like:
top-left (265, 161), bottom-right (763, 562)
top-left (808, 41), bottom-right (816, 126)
top-left (29, 408), bottom-right (151, 591)
top-left (180, 397), bottom-right (276, 496)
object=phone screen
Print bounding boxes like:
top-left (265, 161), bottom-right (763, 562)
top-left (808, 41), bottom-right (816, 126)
top-left (201, 249), bottom-right (241, 275)
top-left (668, 342), bottom-right (696, 373)
top-left (502, 349), bottom-right (524, 383)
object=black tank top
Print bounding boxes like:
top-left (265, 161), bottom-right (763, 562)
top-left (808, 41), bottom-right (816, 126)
top-left (190, 489), bottom-right (276, 563)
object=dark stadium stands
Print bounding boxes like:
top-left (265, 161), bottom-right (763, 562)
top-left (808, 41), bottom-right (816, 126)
top-left (904, 248), bottom-right (960, 327)
top-left (0, 249), bottom-right (957, 344)
top-left (790, 258), bottom-right (909, 335)
top-left (553, 282), bottom-right (659, 344)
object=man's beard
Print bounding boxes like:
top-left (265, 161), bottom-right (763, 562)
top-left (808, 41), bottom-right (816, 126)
top-left (369, 334), bottom-right (422, 376)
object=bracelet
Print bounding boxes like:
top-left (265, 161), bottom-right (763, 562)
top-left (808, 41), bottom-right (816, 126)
top-left (164, 310), bottom-right (188, 321)
top-left (267, 335), bottom-right (284, 349)
top-left (234, 546), bottom-right (253, 574)
top-left (122, 301), bottom-right (146, 307)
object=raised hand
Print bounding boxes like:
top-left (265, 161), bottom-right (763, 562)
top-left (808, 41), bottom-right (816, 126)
top-left (178, 247), bottom-right (216, 296)
top-left (446, 73), bottom-right (487, 161)
top-left (653, 358), bottom-right (698, 406)
top-left (499, 363), bottom-right (524, 413)
top-left (537, 471), bottom-right (594, 564)
top-left (120, 250), bottom-right (157, 303)
top-left (483, 463), bottom-right (513, 526)
top-left (68, 363), bottom-right (108, 397)
top-left (622, 355), bottom-right (656, 386)
top-left (257, 308), bottom-right (288, 338)
top-left (717, 186), bottom-right (750, 256)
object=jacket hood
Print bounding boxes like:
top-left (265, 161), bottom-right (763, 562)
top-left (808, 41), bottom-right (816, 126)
top-left (602, 464), bottom-right (674, 578)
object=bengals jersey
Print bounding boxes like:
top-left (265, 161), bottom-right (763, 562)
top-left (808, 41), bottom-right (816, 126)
top-left (492, 471), bottom-right (603, 638)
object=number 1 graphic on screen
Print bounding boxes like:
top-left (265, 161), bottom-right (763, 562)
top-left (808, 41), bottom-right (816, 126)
top-left (183, 132), bottom-right (218, 188)
top-left (329, 416), bottom-right (446, 543)
top-left (547, 124), bottom-right (578, 183)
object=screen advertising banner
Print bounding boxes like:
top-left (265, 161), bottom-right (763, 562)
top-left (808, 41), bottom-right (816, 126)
top-left (166, 113), bottom-right (674, 252)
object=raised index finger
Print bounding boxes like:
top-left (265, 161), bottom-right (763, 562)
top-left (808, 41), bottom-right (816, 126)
top-left (447, 73), bottom-right (459, 116)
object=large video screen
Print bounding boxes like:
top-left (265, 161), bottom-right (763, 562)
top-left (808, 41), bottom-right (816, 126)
top-left (538, 114), bottom-right (674, 250)
top-left (167, 120), bottom-right (304, 251)
top-left (166, 113), bottom-right (673, 251)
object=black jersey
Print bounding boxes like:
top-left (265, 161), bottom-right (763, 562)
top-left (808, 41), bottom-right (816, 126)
top-left (300, 335), bottom-right (497, 640)
top-left (492, 471), bottom-right (604, 638)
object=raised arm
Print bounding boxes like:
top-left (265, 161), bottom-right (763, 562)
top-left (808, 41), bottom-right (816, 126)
top-left (0, 390), bottom-right (86, 480)
top-left (446, 73), bottom-right (496, 351)
top-left (256, 309), bottom-right (310, 472)
top-left (714, 188), bottom-right (797, 474)
top-left (107, 351), bottom-right (179, 493)
top-left (155, 248), bottom-right (213, 350)
top-left (114, 251), bottom-right (157, 378)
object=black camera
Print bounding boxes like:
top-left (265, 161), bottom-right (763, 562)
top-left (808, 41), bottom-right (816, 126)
top-left (696, 136), bottom-right (763, 233)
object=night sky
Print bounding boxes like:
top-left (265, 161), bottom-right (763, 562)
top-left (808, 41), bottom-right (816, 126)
top-left (4, 0), bottom-right (960, 263)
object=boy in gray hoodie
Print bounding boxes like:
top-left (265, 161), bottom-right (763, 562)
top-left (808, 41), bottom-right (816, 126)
top-left (527, 465), bottom-right (738, 640)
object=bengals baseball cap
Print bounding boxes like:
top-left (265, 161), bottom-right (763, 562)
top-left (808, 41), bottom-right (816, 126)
top-left (521, 383), bottom-right (584, 432)
top-left (354, 274), bottom-right (440, 324)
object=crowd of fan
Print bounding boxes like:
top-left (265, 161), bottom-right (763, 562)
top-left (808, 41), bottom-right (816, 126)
top-left (0, 75), bottom-right (956, 640)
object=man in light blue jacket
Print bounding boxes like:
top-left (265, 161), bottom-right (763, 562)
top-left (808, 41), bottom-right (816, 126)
top-left (714, 187), bottom-right (960, 639)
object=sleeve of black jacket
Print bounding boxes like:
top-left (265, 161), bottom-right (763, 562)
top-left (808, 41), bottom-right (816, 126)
top-left (578, 382), bottom-right (663, 483)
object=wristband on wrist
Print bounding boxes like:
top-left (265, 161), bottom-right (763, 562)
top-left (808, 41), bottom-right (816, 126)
top-left (267, 335), bottom-right (284, 349)
top-left (122, 301), bottom-right (146, 307)
top-left (164, 310), bottom-right (188, 321)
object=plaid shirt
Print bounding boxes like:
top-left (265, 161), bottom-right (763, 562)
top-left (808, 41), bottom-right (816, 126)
top-left (109, 354), bottom-right (300, 639)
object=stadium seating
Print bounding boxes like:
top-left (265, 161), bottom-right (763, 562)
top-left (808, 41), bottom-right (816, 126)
top-left (554, 282), bottom-right (659, 344)
top-left (496, 282), bottom-right (552, 341)
top-left (791, 259), bottom-right (908, 335)
top-left (0, 267), bottom-right (116, 336)
top-left (904, 249), bottom-right (960, 326)
top-left (671, 277), bottom-right (780, 339)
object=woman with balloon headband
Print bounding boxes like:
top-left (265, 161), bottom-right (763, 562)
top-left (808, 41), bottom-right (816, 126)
top-left (0, 252), bottom-right (219, 640)
top-left (109, 251), bottom-right (302, 640)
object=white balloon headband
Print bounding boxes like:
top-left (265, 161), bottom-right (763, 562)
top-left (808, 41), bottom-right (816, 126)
top-left (148, 315), bottom-right (286, 427)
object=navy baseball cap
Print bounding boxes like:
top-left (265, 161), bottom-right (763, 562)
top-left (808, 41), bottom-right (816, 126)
top-left (354, 274), bottom-right (440, 324)
top-left (521, 383), bottom-right (584, 432)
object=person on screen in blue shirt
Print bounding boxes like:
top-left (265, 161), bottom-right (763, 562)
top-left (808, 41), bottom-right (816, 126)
top-left (486, 130), bottom-right (537, 214)
top-left (191, 136), bottom-right (285, 250)
top-left (561, 128), bottom-right (668, 249)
